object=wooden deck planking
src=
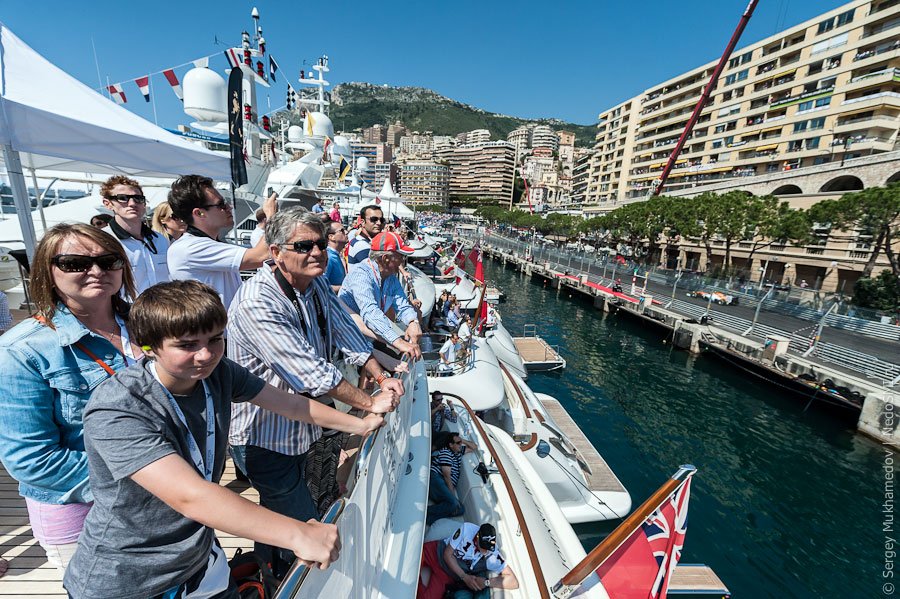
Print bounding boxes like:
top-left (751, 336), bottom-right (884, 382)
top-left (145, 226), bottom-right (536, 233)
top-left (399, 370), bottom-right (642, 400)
top-left (538, 397), bottom-right (626, 494)
top-left (0, 462), bottom-right (255, 597)
top-left (669, 564), bottom-right (731, 594)
top-left (512, 336), bottom-right (565, 368)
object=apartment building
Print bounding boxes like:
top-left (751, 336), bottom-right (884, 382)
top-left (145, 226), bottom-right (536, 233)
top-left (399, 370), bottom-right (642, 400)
top-left (588, 0), bottom-right (899, 204)
top-left (349, 141), bottom-right (392, 183)
top-left (362, 124), bottom-right (387, 144)
top-left (399, 160), bottom-right (450, 206)
top-left (437, 141), bottom-right (515, 203)
top-left (571, 151), bottom-right (594, 204)
top-left (531, 125), bottom-right (560, 151)
top-left (507, 126), bottom-right (531, 154)
top-left (386, 121), bottom-right (408, 147)
top-left (457, 129), bottom-right (492, 145)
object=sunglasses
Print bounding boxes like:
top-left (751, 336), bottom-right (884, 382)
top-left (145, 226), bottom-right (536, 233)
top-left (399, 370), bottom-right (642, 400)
top-left (368, 216), bottom-right (386, 224)
top-left (52, 253), bottom-right (125, 273)
top-left (107, 194), bottom-right (146, 205)
top-left (329, 227), bottom-right (347, 235)
top-left (282, 239), bottom-right (328, 254)
top-left (203, 200), bottom-right (230, 211)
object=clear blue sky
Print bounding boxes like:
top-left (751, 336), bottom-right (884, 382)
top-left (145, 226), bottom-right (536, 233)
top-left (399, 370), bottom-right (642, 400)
top-left (4, 0), bottom-right (851, 127)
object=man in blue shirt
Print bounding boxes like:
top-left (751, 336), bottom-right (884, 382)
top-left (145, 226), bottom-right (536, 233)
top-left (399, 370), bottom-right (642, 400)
top-left (323, 220), bottom-right (348, 292)
top-left (346, 204), bottom-right (384, 272)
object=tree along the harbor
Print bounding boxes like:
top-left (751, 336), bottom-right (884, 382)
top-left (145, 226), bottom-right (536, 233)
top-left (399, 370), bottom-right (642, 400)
top-left (808, 183), bottom-right (900, 278)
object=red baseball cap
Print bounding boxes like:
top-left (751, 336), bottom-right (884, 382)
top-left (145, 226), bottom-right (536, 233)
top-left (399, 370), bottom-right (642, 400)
top-left (371, 231), bottom-right (414, 255)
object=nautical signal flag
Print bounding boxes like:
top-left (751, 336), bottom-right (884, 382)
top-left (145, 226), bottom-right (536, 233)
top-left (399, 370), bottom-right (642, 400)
top-left (162, 69), bottom-right (183, 101)
top-left (224, 48), bottom-right (242, 70)
top-left (306, 112), bottom-right (315, 136)
top-left (338, 157), bottom-right (351, 181)
top-left (107, 83), bottom-right (126, 104)
top-left (269, 56), bottom-right (279, 82)
top-left (392, 214), bottom-right (401, 229)
top-left (134, 76), bottom-right (150, 102)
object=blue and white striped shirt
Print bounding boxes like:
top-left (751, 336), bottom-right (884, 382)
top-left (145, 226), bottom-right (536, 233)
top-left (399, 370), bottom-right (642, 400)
top-left (337, 258), bottom-right (418, 344)
top-left (346, 235), bottom-right (371, 273)
top-left (227, 264), bottom-right (372, 455)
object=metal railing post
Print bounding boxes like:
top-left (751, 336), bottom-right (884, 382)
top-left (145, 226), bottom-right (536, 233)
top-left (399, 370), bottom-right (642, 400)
top-left (743, 286), bottom-right (773, 336)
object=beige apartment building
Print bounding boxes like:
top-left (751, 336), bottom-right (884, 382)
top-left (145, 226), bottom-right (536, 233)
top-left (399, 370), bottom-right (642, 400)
top-left (399, 160), bottom-right (450, 207)
top-left (585, 0), bottom-right (899, 291)
top-left (437, 141), bottom-right (515, 203)
top-left (588, 0), bottom-right (898, 204)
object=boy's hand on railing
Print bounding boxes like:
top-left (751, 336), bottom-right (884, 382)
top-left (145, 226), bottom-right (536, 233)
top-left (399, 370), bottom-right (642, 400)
top-left (292, 521), bottom-right (341, 570)
top-left (370, 389), bottom-right (400, 414)
top-left (380, 376), bottom-right (405, 396)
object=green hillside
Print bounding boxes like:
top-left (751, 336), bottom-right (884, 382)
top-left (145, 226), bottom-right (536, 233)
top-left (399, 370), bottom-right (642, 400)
top-left (276, 83), bottom-right (597, 147)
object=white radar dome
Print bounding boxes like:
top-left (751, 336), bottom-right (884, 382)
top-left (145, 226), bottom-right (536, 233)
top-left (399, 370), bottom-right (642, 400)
top-left (356, 157), bottom-right (369, 172)
top-left (332, 135), bottom-right (352, 157)
top-left (308, 112), bottom-right (334, 139)
top-left (183, 67), bottom-right (227, 123)
top-left (288, 125), bottom-right (305, 142)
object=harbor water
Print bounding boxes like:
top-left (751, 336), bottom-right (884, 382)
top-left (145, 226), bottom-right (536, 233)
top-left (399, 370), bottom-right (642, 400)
top-left (484, 259), bottom-right (885, 598)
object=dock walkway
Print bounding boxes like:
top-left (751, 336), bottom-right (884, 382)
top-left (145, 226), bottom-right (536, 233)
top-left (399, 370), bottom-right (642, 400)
top-left (512, 336), bottom-right (566, 371)
top-left (0, 462), bottom-right (254, 598)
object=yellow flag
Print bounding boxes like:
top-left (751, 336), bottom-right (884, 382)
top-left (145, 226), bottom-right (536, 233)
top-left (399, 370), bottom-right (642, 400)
top-left (306, 112), bottom-right (315, 136)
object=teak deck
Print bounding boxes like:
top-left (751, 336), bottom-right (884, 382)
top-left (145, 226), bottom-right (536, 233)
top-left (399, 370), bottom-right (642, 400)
top-left (0, 462), bottom-right (255, 598)
top-left (512, 336), bottom-right (566, 371)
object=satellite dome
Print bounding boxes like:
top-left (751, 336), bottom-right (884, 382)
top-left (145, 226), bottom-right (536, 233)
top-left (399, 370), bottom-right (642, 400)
top-left (288, 125), bottom-right (305, 142)
top-left (183, 67), bottom-right (227, 123)
top-left (308, 112), bottom-right (334, 139)
top-left (356, 157), bottom-right (369, 172)
top-left (332, 135), bottom-right (352, 157)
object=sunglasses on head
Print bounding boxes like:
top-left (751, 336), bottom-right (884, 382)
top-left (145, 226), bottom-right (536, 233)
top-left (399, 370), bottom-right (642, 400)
top-left (203, 200), bottom-right (230, 211)
top-left (107, 193), bottom-right (146, 205)
top-left (368, 216), bottom-right (386, 224)
top-left (282, 239), bottom-right (328, 254)
top-left (52, 254), bottom-right (125, 273)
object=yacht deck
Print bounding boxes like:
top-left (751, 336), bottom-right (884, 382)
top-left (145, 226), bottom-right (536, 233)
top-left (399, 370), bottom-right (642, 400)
top-left (512, 336), bottom-right (566, 371)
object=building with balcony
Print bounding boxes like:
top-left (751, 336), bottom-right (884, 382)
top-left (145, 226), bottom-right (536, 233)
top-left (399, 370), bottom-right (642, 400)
top-left (587, 0), bottom-right (899, 205)
top-left (399, 160), bottom-right (450, 207)
top-left (386, 121), bottom-right (408, 147)
top-left (531, 125), bottom-right (560, 151)
top-left (437, 141), bottom-right (515, 203)
top-left (507, 126), bottom-right (531, 154)
top-left (362, 124), bottom-right (387, 144)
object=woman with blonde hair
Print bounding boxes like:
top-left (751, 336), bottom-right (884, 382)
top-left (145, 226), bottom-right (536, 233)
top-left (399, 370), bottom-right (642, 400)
top-left (0, 223), bottom-right (140, 572)
top-left (151, 200), bottom-right (187, 241)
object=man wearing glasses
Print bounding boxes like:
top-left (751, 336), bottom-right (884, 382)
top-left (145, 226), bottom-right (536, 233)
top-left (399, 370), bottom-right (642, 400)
top-left (227, 207), bottom-right (402, 576)
top-left (323, 220), bottom-right (349, 292)
top-left (346, 204), bottom-right (385, 273)
top-left (166, 174), bottom-right (276, 308)
top-left (100, 175), bottom-right (169, 295)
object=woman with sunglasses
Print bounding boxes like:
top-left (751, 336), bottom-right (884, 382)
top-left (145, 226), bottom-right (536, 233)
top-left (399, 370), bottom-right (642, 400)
top-left (0, 223), bottom-right (139, 573)
top-left (150, 201), bottom-right (187, 242)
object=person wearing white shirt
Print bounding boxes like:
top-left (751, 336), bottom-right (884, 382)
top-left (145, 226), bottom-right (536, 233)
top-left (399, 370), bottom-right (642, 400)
top-left (100, 176), bottom-right (169, 296)
top-left (457, 315), bottom-right (472, 341)
top-left (439, 332), bottom-right (461, 371)
top-left (166, 175), bottom-right (277, 308)
top-left (249, 208), bottom-right (267, 248)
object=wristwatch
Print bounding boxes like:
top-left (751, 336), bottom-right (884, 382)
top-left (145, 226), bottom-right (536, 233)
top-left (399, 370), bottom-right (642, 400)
top-left (484, 577), bottom-right (490, 588)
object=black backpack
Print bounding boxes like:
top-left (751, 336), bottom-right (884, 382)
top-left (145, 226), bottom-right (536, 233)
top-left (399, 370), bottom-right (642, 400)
top-left (228, 548), bottom-right (281, 599)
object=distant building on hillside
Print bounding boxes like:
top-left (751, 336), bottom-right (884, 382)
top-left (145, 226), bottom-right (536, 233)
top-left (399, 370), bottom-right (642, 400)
top-left (399, 160), bottom-right (450, 206)
top-left (362, 124), bottom-right (387, 144)
top-left (531, 125), bottom-right (559, 151)
top-left (387, 121), bottom-right (408, 147)
top-left (438, 141), bottom-right (515, 203)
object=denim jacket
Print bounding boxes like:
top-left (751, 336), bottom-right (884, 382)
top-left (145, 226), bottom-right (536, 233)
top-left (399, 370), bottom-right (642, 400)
top-left (0, 304), bottom-right (127, 504)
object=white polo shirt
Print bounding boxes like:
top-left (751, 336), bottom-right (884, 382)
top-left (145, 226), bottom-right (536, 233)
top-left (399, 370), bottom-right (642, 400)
top-left (108, 220), bottom-right (170, 296)
top-left (445, 522), bottom-right (506, 574)
top-left (167, 230), bottom-right (247, 308)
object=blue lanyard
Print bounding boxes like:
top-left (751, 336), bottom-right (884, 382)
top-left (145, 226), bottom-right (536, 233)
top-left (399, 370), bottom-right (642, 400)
top-left (149, 362), bottom-right (216, 482)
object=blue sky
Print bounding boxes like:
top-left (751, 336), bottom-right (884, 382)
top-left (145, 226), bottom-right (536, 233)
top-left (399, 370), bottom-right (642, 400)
top-left (4, 0), bottom-right (851, 127)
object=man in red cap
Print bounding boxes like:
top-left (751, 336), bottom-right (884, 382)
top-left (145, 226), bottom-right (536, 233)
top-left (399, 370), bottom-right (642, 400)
top-left (338, 230), bottom-right (422, 359)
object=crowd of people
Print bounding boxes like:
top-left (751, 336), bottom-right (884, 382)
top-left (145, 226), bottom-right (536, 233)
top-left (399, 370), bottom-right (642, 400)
top-left (0, 174), bottom-right (516, 597)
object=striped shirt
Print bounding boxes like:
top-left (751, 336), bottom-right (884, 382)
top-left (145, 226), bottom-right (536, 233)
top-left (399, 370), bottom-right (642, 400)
top-left (346, 235), bottom-right (371, 272)
top-left (337, 258), bottom-right (418, 344)
top-left (227, 264), bottom-right (372, 455)
top-left (430, 448), bottom-right (462, 487)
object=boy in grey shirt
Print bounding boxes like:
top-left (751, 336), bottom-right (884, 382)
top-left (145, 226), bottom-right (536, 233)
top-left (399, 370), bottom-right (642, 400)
top-left (64, 281), bottom-right (383, 598)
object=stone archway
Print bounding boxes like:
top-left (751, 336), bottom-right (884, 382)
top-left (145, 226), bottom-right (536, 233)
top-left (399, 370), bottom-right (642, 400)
top-left (887, 171), bottom-right (900, 185)
top-left (772, 184), bottom-right (802, 195)
top-left (819, 175), bottom-right (864, 193)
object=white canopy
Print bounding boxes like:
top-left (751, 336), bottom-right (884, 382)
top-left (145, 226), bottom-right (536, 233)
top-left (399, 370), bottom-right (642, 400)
top-left (0, 23), bottom-right (231, 260)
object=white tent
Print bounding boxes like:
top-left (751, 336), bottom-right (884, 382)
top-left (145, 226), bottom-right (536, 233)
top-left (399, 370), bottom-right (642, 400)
top-left (0, 23), bottom-right (230, 261)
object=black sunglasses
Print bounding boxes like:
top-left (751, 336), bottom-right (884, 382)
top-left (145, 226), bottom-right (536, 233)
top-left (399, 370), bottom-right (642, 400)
top-left (329, 227), bottom-right (347, 235)
top-left (203, 200), bottom-right (230, 211)
top-left (107, 193), bottom-right (146, 205)
top-left (282, 239), bottom-right (328, 254)
top-left (368, 216), bottom-right (386, 224)
top-left (52, 254), bottom-right (125, 273)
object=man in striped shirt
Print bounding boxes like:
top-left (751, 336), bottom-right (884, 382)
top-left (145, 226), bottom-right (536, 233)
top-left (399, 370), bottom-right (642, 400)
top-left (227, 208), bottom-right (402, 576)
top-left (346, 204), bottom-right (384, 272)
top-left (338, 231), bottom-right (423, 359)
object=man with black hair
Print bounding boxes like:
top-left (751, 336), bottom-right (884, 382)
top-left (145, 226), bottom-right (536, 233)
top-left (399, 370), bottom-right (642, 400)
top-left (166, 174), bottom-right (277, 308)
top-left (417, 521), bottom-right (519, 598)
top-left (346, 204), bottom-right (384, 272)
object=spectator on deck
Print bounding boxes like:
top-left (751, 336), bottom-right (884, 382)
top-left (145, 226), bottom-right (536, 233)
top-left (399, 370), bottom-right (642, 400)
top-left (167, 175), bottom-right (277, 308)
top-left (312, 199), bottom-right (325, 214)
top-left (100, 175), bottom-right (169, 295)
top-left (0, 224), bottom-right (138, 573)
top-left (418, 521), bottom-right (519, 599)
top-left (249, 208), bottom-right (268, 247)
top-left (329, 202), bottom-right (342, 223)
top-left (338, 231), bottom-right (423, 359)
top-left (151, 201), bottom-right (187, 241)
top-left (227, 208), bottom-right (401, 575)
top-left (431, 391), bottom-right (457, 433)
top-left (347, 204), bottom-right (385, 272)
top-left (323, 220), bottom-right (349, 292)
top-left (89, 214), bottom-right (112, 229)
top-left (439, 332), bottom-right (462, 371)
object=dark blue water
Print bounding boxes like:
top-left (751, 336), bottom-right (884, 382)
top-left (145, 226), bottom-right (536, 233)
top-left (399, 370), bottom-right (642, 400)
top-left (485, 260), bottom-right (885, 598)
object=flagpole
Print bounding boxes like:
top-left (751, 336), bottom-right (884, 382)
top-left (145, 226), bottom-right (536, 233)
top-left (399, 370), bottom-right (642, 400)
top-left (552, 465), bottom-right (696, 596)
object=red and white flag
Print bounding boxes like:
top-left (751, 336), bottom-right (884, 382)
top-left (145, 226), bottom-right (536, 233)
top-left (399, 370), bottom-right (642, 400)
top-left (223, 48), bottom-right (242, 69)
top-left (107, 83), bottom-right (126, 104)
top-left (134, 76), bottom-right (150, 102)
top-left (162, 69), bottom-right (183, 101)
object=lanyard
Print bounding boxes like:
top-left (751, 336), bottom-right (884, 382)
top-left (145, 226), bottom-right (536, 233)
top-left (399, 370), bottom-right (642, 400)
top-left (115, 314), bottom-right (140, 366)
top-left (149, 362), bottom-right (216, 482)
top-left (367, 260), bottom-right (388, 311)
top-left (273, 268), bottom-right (330, 354)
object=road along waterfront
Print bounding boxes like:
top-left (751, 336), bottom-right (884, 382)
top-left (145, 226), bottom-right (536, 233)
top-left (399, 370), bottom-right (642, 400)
top-left (484, 258), bottom-right (888, 597)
